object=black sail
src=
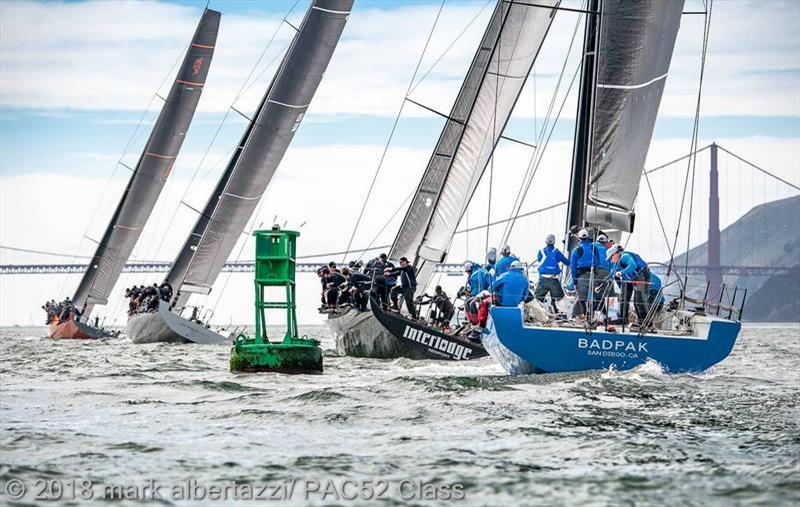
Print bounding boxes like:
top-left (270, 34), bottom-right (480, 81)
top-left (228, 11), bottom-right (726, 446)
top-left (389, 0), bottom-right (559, 287)
top-left (166, 0), bottom-right (353, 309)
top-left (72, 9), bottom-right (221, 315)
top-left (584, 0), bottom-right (684, 233)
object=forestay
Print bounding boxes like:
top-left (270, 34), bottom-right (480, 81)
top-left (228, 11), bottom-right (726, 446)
top-left (166, 0), bottom-right (352, 309)
top-left (72, 9), bottom-right (221, 316)
top-left (390, 0), bottom-right (559, 288)
top-left (584, 0), bottom-right (684, 233)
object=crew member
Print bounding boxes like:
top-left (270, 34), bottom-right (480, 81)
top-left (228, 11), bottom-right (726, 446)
top-left (365, 253), bottom-right (393, 309)
top-left (606, 245), bottom-right (651, 324)
top-left (322, 267), bottom-right (346, 309)
top-left (342, 267), bottom-right (371, 311)
top-left (418, 286), bottom-right (455, 331)
top-left (534, 234), bottom-right (569, 313)
top-left (493, 260), bottom-right (530, 307)
top-left (385, 257), bottom-right (418, 318)
top-left (569, 229), bottom-right (600, 318)
top-left (494, 245), bottom-right (519, 276)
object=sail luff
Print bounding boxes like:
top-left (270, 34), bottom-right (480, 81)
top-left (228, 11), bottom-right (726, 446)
top-left (583, 0), bottom-right (684, 233)
top-left (390, 0), bottom-right (560, 288)
top-left (166, 0), bottom-right (353, 310)
top-left (71, 9), bottom-right (221, 316)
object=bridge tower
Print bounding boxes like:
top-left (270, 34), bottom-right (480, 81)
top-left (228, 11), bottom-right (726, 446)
top-left (708, 143), bottom-right (722, 296)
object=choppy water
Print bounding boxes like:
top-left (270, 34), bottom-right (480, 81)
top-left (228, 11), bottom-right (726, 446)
top-left (1, 325), bottom-right (798, 506)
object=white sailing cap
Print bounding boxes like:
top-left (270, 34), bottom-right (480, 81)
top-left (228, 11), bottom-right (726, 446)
top-left (577, 229), bottom-right (589, 239)
top-left (546, 234), bottom-right (556, 245)
top-left (597, 232), bottom-right (608, 243)
top-left (510, 260), bottom-right (524, 270)
top-left (486, 247), bottom-right (497, 262)
top-left (463, 261), bottom-right (474, 272)
top-left (606, 244), bottom-right (624, 260)
top-left (501, 244), bottom-right (512, 255)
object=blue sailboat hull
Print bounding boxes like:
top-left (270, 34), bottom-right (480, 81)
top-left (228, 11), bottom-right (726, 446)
top-left (484, 307), bottom-right (740, 375)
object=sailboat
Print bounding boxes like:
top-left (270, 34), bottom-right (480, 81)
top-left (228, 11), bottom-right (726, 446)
top-left (482, 0), bottom-right (744, 375)
top-left (328, 0), bottom-right (560, 360)
top-left (46, 9), bottom-right (221, 340)
top-left (126, 0), bottom-right (353, 344)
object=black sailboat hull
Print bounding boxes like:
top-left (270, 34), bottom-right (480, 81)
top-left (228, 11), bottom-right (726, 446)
top-left (369, 294), bottom-right (487, 361)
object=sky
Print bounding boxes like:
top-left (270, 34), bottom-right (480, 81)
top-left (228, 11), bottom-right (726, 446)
top-left (0, 0), bottom-right (798, 327)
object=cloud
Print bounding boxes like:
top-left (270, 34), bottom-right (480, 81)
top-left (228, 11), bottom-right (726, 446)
top-left (1, 0), bottom-right (797, 118)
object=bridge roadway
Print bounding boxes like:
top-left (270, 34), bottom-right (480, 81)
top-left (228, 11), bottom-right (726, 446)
top-left (0, 262), bottom-right (793, 277)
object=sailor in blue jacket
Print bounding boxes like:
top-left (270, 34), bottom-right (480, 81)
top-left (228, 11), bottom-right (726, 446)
top-left (492, 261), bottom-right (530, 306)
top-left (569, 229), bottom-right (600, 318)
top-left (606, 244), bottom-right (651, 324)
top-left (495, 245), bottom-right (519, 276)
top-left (534, 234), bottom-right (569, 313)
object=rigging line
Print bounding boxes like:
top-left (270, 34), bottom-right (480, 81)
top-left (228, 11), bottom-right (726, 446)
top-left (668, 2), bottom-right (711, 300)
top-left (716, 145), bottom-right (800, 191)
top-left (502, 59), bottom-right (581, 246)
top-left (340, 0), bottom-right (447, 263)
top-left (643, 169), bottom-right (677, 263)
top-left (682, 1), bottom-right (713, 297)
top-left (486, 11), bottom-right (500, 258)
top-left (498, 4), bottom-right (584, 243)
top-left (454, 201), bottom-right (566, 235)
top-left (150, 1), bottom-right (299, 265)
top-left (409, 0), bottom-right (493, 95)
top-left (355, 189), bottom-right (416, 262)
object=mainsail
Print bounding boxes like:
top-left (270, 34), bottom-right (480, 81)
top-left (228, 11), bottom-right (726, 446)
top-left (583, 0), bottom-right (684, 233)
top-left (72, 9), bottom-right (221, 316)
top-left (390, 0), bottom-right (559, 287)
top-left (166, 0), bottom-right (352, 309)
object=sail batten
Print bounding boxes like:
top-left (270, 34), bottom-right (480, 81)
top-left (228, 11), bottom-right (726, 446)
top-left (166, 0), bottom-right (352, 309)
top-left (71, 9), bottom-right (221, 315)
top-left (390, 0), bottom-right (559, 287)
top-left (584, 0), bottom-right (684, 233)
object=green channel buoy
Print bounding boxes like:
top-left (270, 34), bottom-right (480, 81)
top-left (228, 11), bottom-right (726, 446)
top-left (230, 227), bottom-right (322, 373)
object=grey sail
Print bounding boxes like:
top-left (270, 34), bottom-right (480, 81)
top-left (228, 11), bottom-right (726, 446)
top-left (72, 9), bottom-right (221, 316)
top-left (584, 0), bottom-right (684, 233)
top-left (390, 0), bottom-right (559, 287)
top-left (167, 0), bottom-right (352, 309)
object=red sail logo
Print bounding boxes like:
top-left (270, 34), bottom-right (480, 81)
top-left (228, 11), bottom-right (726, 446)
top-left (192, 57), bottom-right (204, 76)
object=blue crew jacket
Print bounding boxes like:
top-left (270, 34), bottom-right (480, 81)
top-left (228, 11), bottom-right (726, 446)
top-left (492, 270), bottom-right (529, 306)
top-left (569, 239), bottom-right (600, 279)
top-left (537, 245), bottom-right (569, 276)
top-left (618, 251), bottom-right (648, 281)
top-left (495, 254), bottom-right (519, 276)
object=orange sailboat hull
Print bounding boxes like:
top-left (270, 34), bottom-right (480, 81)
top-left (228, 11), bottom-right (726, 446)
top-left (48, 316), bottom-right (104, 340)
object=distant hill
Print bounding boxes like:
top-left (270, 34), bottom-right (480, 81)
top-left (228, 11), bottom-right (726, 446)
top-left (672, 195), bottom-right (800, 322)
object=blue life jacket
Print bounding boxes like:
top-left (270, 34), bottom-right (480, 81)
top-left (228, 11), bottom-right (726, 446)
top-left (492, 269), bottom-right (529, 307)
top-left (618, 251), bottom-right (648, 281)
top-left (537, 245), bottom-right (569, 276)
top-left (495, 254), bottom-right (519, 276)
top-left (468, 265), bottom-right (492, 296)
top-left (594, 242), bottom-right (610, 271)
top-left (570, 239), bottom-right (600, 279)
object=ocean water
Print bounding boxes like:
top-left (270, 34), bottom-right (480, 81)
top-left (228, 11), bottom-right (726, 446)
top-left (1, 324), bottom-right (798, 506)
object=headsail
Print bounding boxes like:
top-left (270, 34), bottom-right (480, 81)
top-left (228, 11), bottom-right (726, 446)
top-left (584, 0), bottom-right (684, 233)
top-left (72, 9), bottom-right (221, 316)
top-left (390, 0), bottom-right (559, 287)
top-left (166, 0), bottom-right (352, 309)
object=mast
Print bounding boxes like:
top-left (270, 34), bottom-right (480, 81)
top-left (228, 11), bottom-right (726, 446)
top-left (390, 0), bottom-right (560, 288)
top-left (165, 0), bottom-right (353, 311)
top-left (71, 9), bottom-right (221, 317)
top-left (565, 0), bottom-right (600, 252)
